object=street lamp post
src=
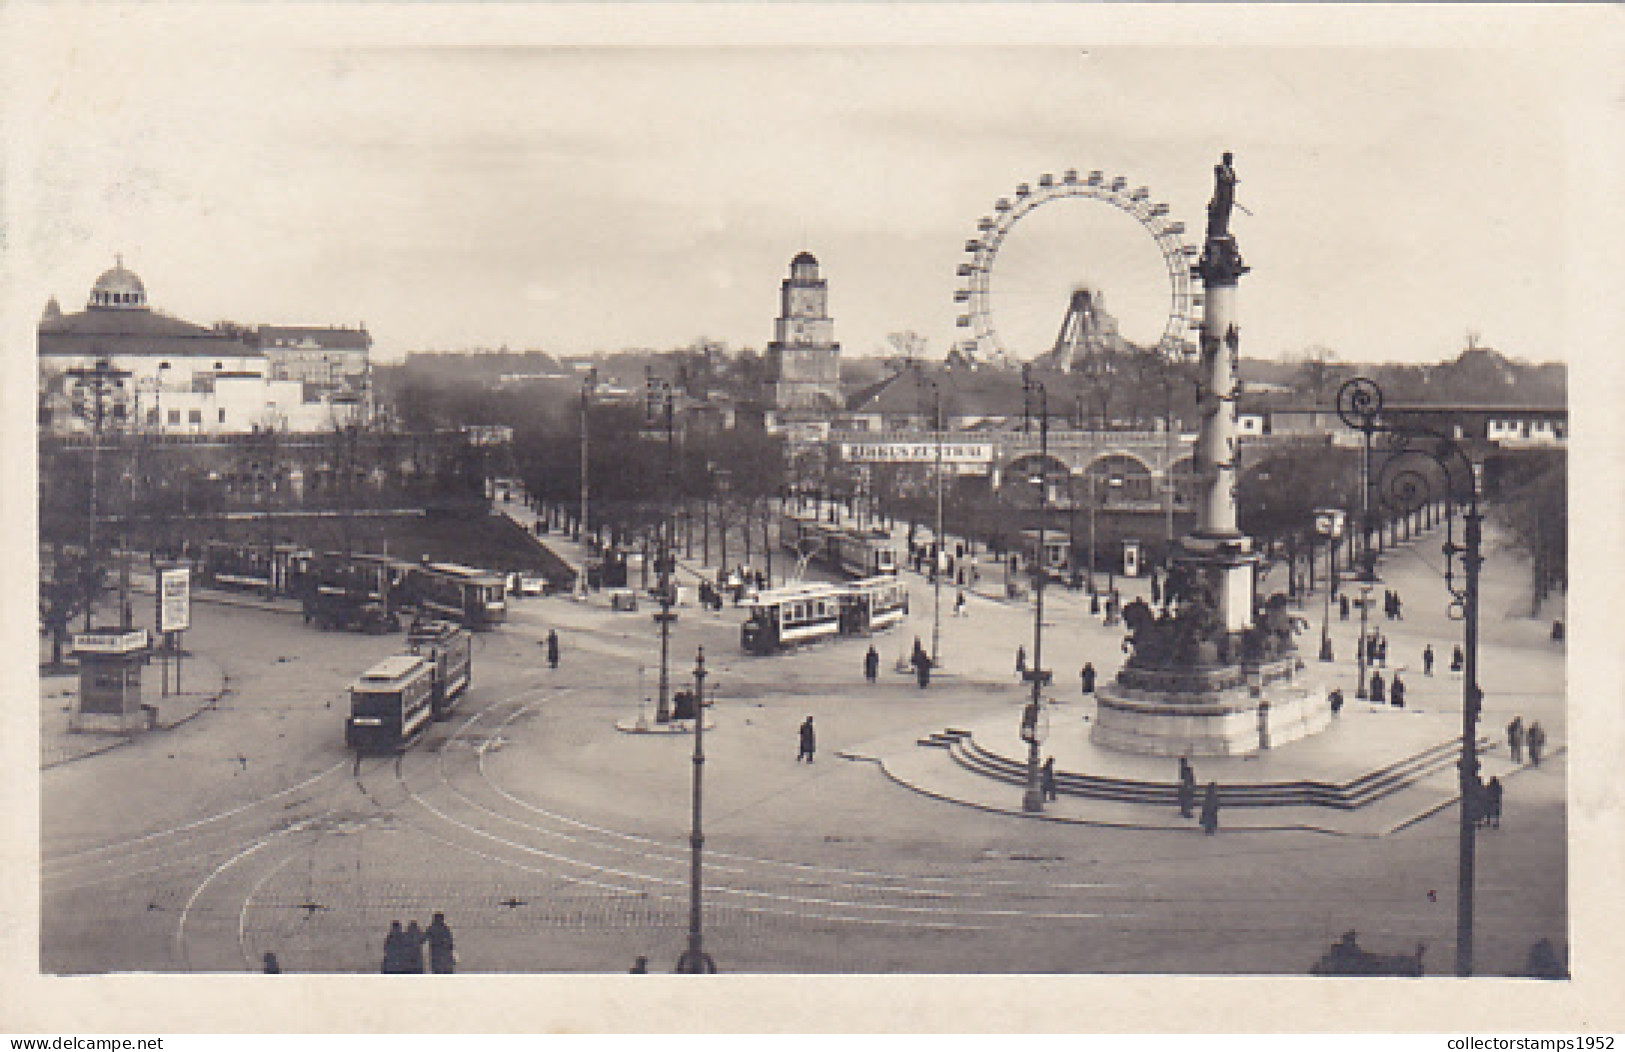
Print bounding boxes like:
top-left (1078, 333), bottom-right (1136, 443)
top-left (66, 356), bottom-right (131, 631)
top-left (574, 368), bottom-right (595, 599)
top-left (915, 367), bottom-right (946, 668)
top-left (676, 647), bottom-right (716, 973)
top-left (1021, 366), bottom-right (1049, 813)
top-left (646, 370), bottom-right (679, 723)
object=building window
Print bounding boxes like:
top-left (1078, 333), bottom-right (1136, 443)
top-left (218, 409), bottom-right (227, 424)
top-left (168, 409), bottom-right (181, 425)
top-left (188, 409), bottom-right (202, 425)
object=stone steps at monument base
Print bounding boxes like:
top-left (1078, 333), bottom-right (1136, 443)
top-left (940, 732), bottom-right (1489, 811)
top-left (916, 728), bottom-right (974, 749)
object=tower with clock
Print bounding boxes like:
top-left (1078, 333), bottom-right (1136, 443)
top-left (766, 251), bottom-right (842, 412)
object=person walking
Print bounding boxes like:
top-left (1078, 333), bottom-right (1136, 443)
top-left (954, 589), bottom-right (967, 617)
top-left (1339, 593), bottom-right (1350, 621)
top-left (1328, 687), bottom-right (1345, 716)
top-left (1485, 776), bottom-right (1503, 829)
top-left (425, 912), bottom-right (455, 974)
top-left (913, 646), bottom-right (931, 689)
top-left (262, 952), bottom-right (281, 974)
top-left (381, 920), bottom-right (408, 973)
top-left (1423, 644), bottom-right (1435, 677)
top-left (1369, 670), bottom-right (1386, 705)
top-left (402, 920), bottom-right (427, 973)
top-left (1080, 661), bottom-right (1097, 697)
top-left (1150, 573), bottom-right (1162, 607)
top-left (1451, 644), bottom-right (1464, 672)
top-left (1015, 644), bottom-right (1027, 681)
top-left (797, 716), bottom-right (816, 763)
top-left (1375, 635), bottom-right (1387, 668)
top-left (864, 644), bottom-right (880, 684)
top-left (545, 629), bottom-right (560, 670)
top-left (1390, 674), bottom-right (1406, 709)
top-left (1526, 721), bottom-right (1546, 766)
top-left (1199, 782), bottom-right (1221, 835)
top-left (1041, 757), bottom-right (1058, 802)
top-left (1507, 715), bottom-right (1525, 763)
top-left (1177, 758), bottom-right (1196, 818)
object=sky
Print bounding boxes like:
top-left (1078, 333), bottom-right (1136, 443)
top-left (5, 8), bottom-right (1615, 366)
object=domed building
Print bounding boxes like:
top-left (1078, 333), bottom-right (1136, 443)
top-left (37, 258), bottom-right (371, 434)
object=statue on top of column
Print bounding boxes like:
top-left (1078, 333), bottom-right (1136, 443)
top-left (1205, 151), bottom-right (1238, 242)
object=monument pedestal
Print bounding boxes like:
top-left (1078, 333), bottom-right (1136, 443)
top-left (1091, 657), bottom-right (1330, 757)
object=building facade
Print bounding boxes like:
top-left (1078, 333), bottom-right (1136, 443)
top-left (765, 251), bottom-right (842, 412)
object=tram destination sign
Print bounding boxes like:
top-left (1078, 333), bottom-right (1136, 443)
top-left (158, 565), bottom-right (192, 633)
top-left (840, 442), bottom-right (992, 465)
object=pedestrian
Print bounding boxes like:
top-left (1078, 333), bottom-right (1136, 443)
top-left (1423, 644), bottom-right (1434, 676)
top-left (914, 649), bottom-right (931, 689)
top-left (1090, 592), bottom-right (1101, 616)
top-left (1507, 715), bottom-right (1525, 763)
top-left (1177, 758), bottom-right (1196, 818)
top-left (1015, 644), bottom-right (1027, 681)
top-left (912, 636), bottom-right (927, 668)
top-left (425, 911), bottom-right (455, 974)
top-left (546, 629), bottom-right (560, 670)
top-left (1328, 687), bottom-right (1345, 716)
top-left (381, 920), bottom-right (408, 973)
top-left (1451, 644), bottom-right (1464, 672)
top-left (1150, 573), bottom-right (1162, 607)
top-left (1375, 635), bottom-right (1387, 667)
top-left (1199, 782), bottom-right (1221, 835)
top-left (954, 589), bottom-right (966, 617)
top-left (1080, 662), bottom-right (1097, 697)
top-left (1339, 594), bottom-right (1350, 621)
top-left (629, 956), bottom-right (649, 974)
top-left (1041, 757), bottom-right (1057, 802)
top-left (797, 716), bottom-right (816, 763)
top-left (864, 644), bottom-right (880, 684)
top-left (402, 920), bottom-right (426, 973)
top-left (1392, 591), bottom-right (1403, 619)
top-left (1390, 675), bottom-right (1406, 709)
top-left (1383, 590), bottom-right (1393, 620)
top-left (1526, 721), bottom-right (1546, 766)
top-left (1485, 776), bottom-right (1503, 829)
top-left (1369, 670), bottom-right (1386, 705)
top-left (262, 951), bottom-right (281, 974)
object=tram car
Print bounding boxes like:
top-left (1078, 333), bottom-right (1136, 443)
top-left (740, 582), bottom-right (845, 654)
top-left (302, 552), bottom-right (410, 633)
top-left (839, 575), bottom-right (910, 635)
top-left (344, 654), bottom-right (436, 753)
top-left (832, 529), bottom-right (898, 578)
top-left (404, 561), bottom-right (508, 629)
top-left (199, 541), bottom-right (312, 596)
top-left (406, 618), bottom-right (473, 720)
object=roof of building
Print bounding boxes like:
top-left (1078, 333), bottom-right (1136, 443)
top-left (791, 251), bottom-right (819, 268)
top-left (39, 307), bottom-right (261, 359)
top-left (88, 260), bottom-right (147, 308)
top-left (255, 325), bottom-right (372, 351)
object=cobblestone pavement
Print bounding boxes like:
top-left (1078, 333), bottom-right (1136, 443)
top-left (39, 516), bottom-right (1567, 975)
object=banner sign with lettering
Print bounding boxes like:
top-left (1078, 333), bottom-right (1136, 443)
top-left (159, 565), bottom-right (192, 632)
top-left (840, 442), bottom-right (993, 465)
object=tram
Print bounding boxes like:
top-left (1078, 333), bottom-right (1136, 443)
top-left (740, 583), bottom-right (845, 654)
top-left (779, 513), bottom-right (898, 579)
top-left (405, 562), bottom-right (507, 629)
top-left (406, 618), bottom-right (473, 720)
top-left (302, 551), bottom-right (411, 632)
top-left (199, 541), bottom-right (311, 596)
top-left (345, 654), bottom-right (436, 752)
top-left (840, 575), bottom-right (910, 635)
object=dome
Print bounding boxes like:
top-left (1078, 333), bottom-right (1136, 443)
top-left (790, 251), bottom-right (819, 269)
top-left (88, 257), bottom-right (148, 310)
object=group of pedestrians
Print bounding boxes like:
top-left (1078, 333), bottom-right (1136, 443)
top-left (380, 912), bottom-right (456, 974)
top-left (1506, 715), bottom-right (1548, 767)
top-left (1382, 589), bottom-right (1404, 620)
top-left (1172, 758), bottom-right (1223, 834)
top-left (1367, 670), bottom-right (1406, 707)
top-left (1358, 631), bottom-right (1389, 668)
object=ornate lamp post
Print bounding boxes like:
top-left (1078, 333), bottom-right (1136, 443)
top-left (66, 356), bottom-right (132, 631)
top-left (1314, 508), bottom-right (1343, 662)
top-left (915, 368), bottom-right (946, 668)
top-left (574, 368), bottom-right (596, 599)
top-left (645, 369), bottom-right (679, 723)
top-left (676, 647), bottom-right (716, 973)
top-left (1338, 377), bottom-right (1486, 976)
top-left (1020, 364), bottom-right (1051, 813)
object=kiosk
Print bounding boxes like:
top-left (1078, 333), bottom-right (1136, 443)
top-left (71, 628), bottom-right (152, 733)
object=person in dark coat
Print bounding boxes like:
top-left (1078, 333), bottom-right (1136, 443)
top-left (1369, 671), bottom-right (1386, 705)
top-left (1329, 687), bottom-right (1345, 716)
top-left (1339, 593), bottom-right (1350, 620)
top-left (425, 912), bottom-right (455, 974)
top-left (1015, 645), bottom-right (1027, 680)
top-left (914, 652), bottom-right (931, 688)
top-left (1423, 644), bottom-right (1435, 676)
top-left (629, 956), bottom-right (649, 973)
top-left (864, 644), bottom-right (880, 684)
top-left (1199, 782), bottom-right (1220, 835)
top-left (797, 716), bottom-right (816, 763)
top-left (1526, 721), bottom-right (1546, 766)
top-left (1080, 662), bottom-right (1097, 697)
top-left (1150, 574), bottom-right (1162, 606)
top-left (262, 951), bottom-right (281, 974)
top-left (1507, 715), bottom-right (1525, 763)
top-left (1177, 758), bottom-right (1196, 818)
top-left (1451, 644), bottom-right (1464, 672)
top-left (954, 589), bottom-right (967, 617)
top-left (1485, 776), bottom-right (1503, 829)
top-left (1041, 757), bottom-right (1057, 802)
top-left (382, 920), bottom-right (408, 973)
top-left (1391, 592), bottom-right (1403, 620)
top-left (1390, 675), bottom-right (1406, 708)
top-left (546, 629), bottom-right (560, 670)
top-left (402, 920), bottom-right (427, 973)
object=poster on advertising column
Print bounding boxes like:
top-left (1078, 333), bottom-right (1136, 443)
top-left (158, 565), bottom-right (191, 633)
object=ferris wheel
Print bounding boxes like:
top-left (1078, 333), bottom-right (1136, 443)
top-left (954, 169), bottom-right (1201, 365)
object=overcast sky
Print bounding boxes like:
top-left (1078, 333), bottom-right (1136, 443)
top-left (7, 8), bottom-right (1614, 365)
